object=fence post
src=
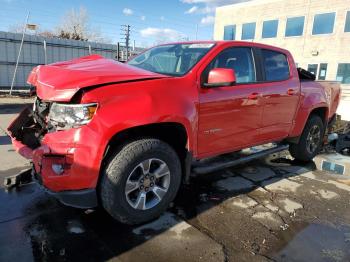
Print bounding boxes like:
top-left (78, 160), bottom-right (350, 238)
top-left (10, 11), bottom-right (30, 95)
top-left (43, 40), bottom-right (47, 64)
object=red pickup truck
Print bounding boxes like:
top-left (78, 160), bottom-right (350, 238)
top-left (8, 41), bottom-right (340, 224)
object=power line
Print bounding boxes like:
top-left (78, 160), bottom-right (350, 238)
top-left (0, 10), bottom-right (200, 44)
top-left (0, 5), bottom-right (213, 45)
top-left (0, 5), bottom-right (200, 30)
top-left (0, 3), bottom-right (208, 31)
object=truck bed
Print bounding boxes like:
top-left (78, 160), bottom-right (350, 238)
top-left (300, 80), bottom-right (341, 121)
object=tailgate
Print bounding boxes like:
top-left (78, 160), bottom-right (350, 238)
top-left (320, 81), bottom-right (341, 118)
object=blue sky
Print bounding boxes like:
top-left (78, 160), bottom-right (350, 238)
top-left (0, 0), bottom-right (248, 46)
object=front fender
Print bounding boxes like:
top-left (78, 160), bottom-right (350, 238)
top-left (94, 92), bottom-right (193, 144)
top-left (80, 80), bottom-right (197, 172)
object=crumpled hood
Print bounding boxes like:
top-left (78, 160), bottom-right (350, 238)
top-left (28, 54), bottom-right (169, 101)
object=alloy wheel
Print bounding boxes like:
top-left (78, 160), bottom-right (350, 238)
top-left (306, 125), bottom-right (321, 154)
top-left (125, 158), bottom-right (171, 210)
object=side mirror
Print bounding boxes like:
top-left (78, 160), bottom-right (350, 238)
top-left (203, 68), bottom-right (236, 88)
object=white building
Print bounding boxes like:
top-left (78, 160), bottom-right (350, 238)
top-left (214, 0), bottom-right (350, 93)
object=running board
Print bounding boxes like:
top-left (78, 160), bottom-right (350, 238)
top-left (192, 144), bottom-right (289, 175)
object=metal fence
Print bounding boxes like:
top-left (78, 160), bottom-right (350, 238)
top-left (0, 31), bottom-right (131, 92)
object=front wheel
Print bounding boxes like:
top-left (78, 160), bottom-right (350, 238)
top-left (100, 138), bottom-right (182, 225)
top-left (289, 115), bottom-right (324, 162)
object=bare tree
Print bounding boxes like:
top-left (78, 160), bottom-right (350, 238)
top-left (8, 23), bottom-right (26, 34)
top-left (8, 7), bottom-right (110, 43)
top-left (38, 30), bottom-right (56, 38)
top-left (8, 23), bottom-right (56, 38)
top-left (56, 7), bottom-right (109, 43)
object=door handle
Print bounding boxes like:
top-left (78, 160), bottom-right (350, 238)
top-left (287, 89), bottom-right (295, 95)
top-left (248, 92), bottom-right (260, 100)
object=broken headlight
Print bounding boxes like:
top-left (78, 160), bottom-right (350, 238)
top-left (48, 103), bottom-right (98, 130)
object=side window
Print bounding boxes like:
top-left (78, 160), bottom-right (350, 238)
top-left (206, 47), bottom-right (256, 84)
top-left (285, 16), bottom-right (305, 37)
top-left (318, 63), bottom-right (328, 80)
top-left (307, 64), bottom-right (318, 76)
top-left (262, 20), bottom-right (279, 38)
top-left (224, 25), bottom-right (236, 40)
top-left (312, 12), bottom-right (336, 35)
top-left (345, 11), bottom-right (350, 32)
top-left (336, 63), bottom-right (350, 84)
top-left (261, 49), bottom-right (290, 81)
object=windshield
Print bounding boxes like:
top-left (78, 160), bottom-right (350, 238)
top-left (127, 43), bottom-right (215, 76)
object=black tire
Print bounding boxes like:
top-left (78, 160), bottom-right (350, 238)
top-left (100, 138), bottom-right (181, 225)
top-left (289, 115), bottom-right (324, 162)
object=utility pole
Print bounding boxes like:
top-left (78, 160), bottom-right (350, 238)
top-left (120, 24), bottom-right (131, 60)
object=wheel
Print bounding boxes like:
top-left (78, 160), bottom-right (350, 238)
top-left (100, 138), bottom-right (182, 225)
top-left (289, 115), bottom-right (324, 162)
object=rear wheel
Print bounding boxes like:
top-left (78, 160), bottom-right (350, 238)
top-left (289, 115), bottom-right (324, 162)
top-left (100, 138), bottom-right (181, 225)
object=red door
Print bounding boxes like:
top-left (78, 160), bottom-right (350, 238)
top-left (197, 47), bottom-right (264, 157)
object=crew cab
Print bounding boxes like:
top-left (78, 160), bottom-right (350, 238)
top-left (8, 41), bottom-right (341, 224)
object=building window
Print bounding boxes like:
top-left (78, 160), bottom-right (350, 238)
top-left (345, 11), bottom-right (350, 32)
top-left (285, 16), bottom-right (305, 37)
top-left (224, 25), bottom-right (236, 40)
top-left (261, 49), bottom-right (289, 81)
top-left (262, 20), bottom-right (279, 38)
top-left (336, 63), bottom-right (350, 84)
top-left (312, 12), bottom-right (336, 35)
top-left (318, 63), bottom-right (328, 80)
top-left (241, 22), bottom-right (256, 40)
top-left (307, 64), bottom-right (318, 76)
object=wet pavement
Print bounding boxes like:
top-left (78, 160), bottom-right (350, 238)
top-left (1, 98), bottom-right (350, 262)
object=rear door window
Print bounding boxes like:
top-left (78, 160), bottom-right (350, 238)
top-left (261, 49), bottom-right (290, 81)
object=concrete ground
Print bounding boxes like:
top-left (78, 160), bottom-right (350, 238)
top-left (1, 97), bottom-right (350, 262)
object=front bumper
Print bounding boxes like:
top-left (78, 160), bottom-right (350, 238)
top-left (29, 165), bottom-right (98, 208)
top-left (47, 188), bottom-right (98, 209)
top-left (7, 107), bottom-right (105, 203)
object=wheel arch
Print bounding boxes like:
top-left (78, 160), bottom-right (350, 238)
top-left (98, 122), bottom-right (190, 187)
top-left (287, 106), bottom-right (329, 144)
top-left (104, 122), bottom-right (189, 157)
top-left (309, 106), bottom-right (328, 126)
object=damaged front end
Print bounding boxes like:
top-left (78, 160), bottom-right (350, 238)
top-left (7, 97), bottom-right (99, 208)
top-left (7, 98), bottom-right (52, 158)
top-left (5, 98), bottom-right (51, 188)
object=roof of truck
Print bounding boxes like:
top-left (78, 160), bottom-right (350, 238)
top-left (157, 40), bottom-right (290, 54)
